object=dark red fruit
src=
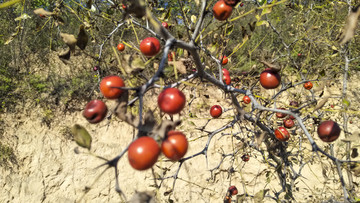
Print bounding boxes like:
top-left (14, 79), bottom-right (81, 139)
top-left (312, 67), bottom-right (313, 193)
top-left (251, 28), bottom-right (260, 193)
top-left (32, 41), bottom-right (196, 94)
top-left (220, 55), bottom-right (228, 65)
top-left (276, 108), bottom-right (287, 118)
top-left (222, 68), bottom-right (230, 76)
top-left (283, 118), bottom-right (295, 128)
top-left (317, 120), bottom-right (341, 142)
top-left (161, 131), bottom-right (188, 161)
top-left (213, 0), bottom-right (233, 21)
top-left (241, 154), bottom-right (250, 162)
top-left (100, 76), bottom-right (125, 99)
top-left (289, 101), bottom-right (299, 108)
top-left (210, 105), bottom-right (222, 118)
top-left (304, 81), bottom-right (313, 90)
top-left (128, 136), bottom-right (160, 170)
top-left (243, 96), bottom-right (251, 104)
top-left (259, 68), bottom-right (281, 89)
top-left (162, 22), bottom-right (169, 29)
top-left (83, 100), bottom-right (108, 124)
top-left (228, 185), bottom-right (238, 196)
top-left (224, 0), bottom-right (240, 7)
top-left (158, 88), bottom-right (186, 115)
top-left (140, 37), bottom-right (161, 57)
top-left (274, 127), bottom-right (290, 141)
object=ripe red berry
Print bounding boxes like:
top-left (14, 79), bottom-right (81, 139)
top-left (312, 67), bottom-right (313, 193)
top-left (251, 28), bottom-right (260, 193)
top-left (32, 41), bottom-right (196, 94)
top-left (210, 105), bottom-right (222, 118)
top-left (304, 81), bottom-right (313, 90)
top-left (223, 74), bottom-right (231, 85)
top-left (83, 100), bottom-right (108, 124)
top-left (274, 127), bottom-right (290, 141)
top-left (220, 55), bottom-right (228, 65)
top-left (243, 95), bottom-right (251, 104)
top-left (162, 22), bottom-right (169, 29)
top-left (228, 185), bottom-right (238, 196)
top-left (213, 0), bottom-right (233, 21)
top-left (241, 154), bottom-right (250, 162)
top-left (276, 108), bottom-right (287, 118)
top-left (100, 76), bottom-right (125, 99)
top-left (117, 43), bottom-right (125, 51)
top-left (259, 68), bottom-right (281, 89)
top-left (140, 37), bottom-right (161, 57)
top-left (240, 2), bottom-right (244, 7)
top-left (161, 131), bottom-right (188, 161)
top-left (283, 118), bottom-right (295, 128)
top-left (158, 88), bottom-right (186, 115)
top-left (317, 120), bottom-right (341, 142)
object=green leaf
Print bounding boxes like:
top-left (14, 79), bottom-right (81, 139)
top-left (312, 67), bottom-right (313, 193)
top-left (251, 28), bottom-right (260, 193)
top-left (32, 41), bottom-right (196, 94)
top-left (71, 124), bottom-right (92, 150)
top-left (342, 98), bottom-right (350, 107)
top-left (161, 8), bottom-right (172, 21)
top-left (226, 25), bottom-right (234, 35)
top-left (0, 0), bottom-right (21, 9)
top-left (261, 7), bottom-right (272, 16)
top-left (256, 20), bottom-right (269, 27)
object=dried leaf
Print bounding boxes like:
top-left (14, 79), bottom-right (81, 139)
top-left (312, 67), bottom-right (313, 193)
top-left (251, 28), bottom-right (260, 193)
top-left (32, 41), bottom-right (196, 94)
top-left (260, 60), bottom-right (281, 72)
top-left (350, 163), bottom-right (360, 177)
top-left (60, 32), bottom-right (77, 52)
top-left (76, 25), bottom-right (88, 50)
top-left (121, 54), bottom-right (145, 74)
top-left (33, 8), bottom-right (54, 16)
top-left (59, 49), bottom-right (71, 60)
top-left (71, 124), bottom-right (92, 150)
top-left (339, 5), bottom-right (360, 45)
top-left (313, 96), bottom-right (329, 111)
top-left (351, 148), bottom-right (358, 158)
top-left (168, 60), bottom-right (187, 74)
top-left (140, 110), bottom-right (157, 133)
top-left (249, 21), bottom-right (256, 32)
top-left (129, 191), bottom-right (156, 203)
top-left (253, 189), bottom-right (268, 202)
top-left (255, 132), bottom-right (266, 147)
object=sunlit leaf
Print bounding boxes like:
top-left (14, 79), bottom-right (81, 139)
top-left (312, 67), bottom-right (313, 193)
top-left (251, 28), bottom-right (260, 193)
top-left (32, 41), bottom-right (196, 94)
top-left (256, 20), bottom-right (269, 27)
top-left (342, 98), bottom-right (350, 107)
top-left (0, 0), bottom-right (21, 9)
top-left (261, 7), bottom-right (272, 16)
top-left (191, 15), bottom-right (197, 24)
top-left (33, 8), bottom-right (53, 16)
top-left (15, 13), bottom-right (31, 21)
top-left (226, 25), bottom-right (234, 35)
top-left (71, 124), bottom-right (92, 150)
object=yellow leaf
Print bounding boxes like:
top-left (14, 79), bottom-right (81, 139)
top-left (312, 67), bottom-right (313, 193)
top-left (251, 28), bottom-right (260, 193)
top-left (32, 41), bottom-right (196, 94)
top-left (256, 20), bottom-right (269, 27)
top-left (0, 0), bottom-right (21, 9)
top-left (191, 15), bottom-right (197, 23)
top-left (261, 7), bottom-right (272, 16)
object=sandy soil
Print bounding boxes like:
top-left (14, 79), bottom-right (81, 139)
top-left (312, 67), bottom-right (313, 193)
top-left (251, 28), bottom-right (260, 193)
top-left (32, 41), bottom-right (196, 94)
top-left (1, 52), bottom-right (360, 202)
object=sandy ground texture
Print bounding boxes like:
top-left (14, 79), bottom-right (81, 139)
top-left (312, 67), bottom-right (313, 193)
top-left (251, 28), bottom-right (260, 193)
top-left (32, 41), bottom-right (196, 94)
top-left (1, 52), bottom-right (360, 202)
top-left (1, 80), bottom-right (360, 203)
